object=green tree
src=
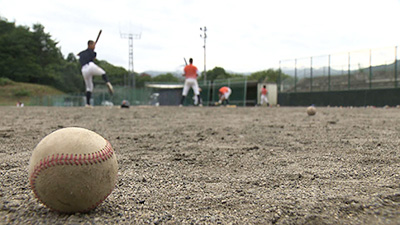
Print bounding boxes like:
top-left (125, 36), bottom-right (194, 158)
top-left (30, 24), bottom-right (64, 85)
top-left (152, 73), bottom-right (180, 83)
top-left (95, 60), bottom-right (128, 86)
top-left (66, 53), bottom-right (77, 63)
top-left (198, 67), bottom-right (246, 82)
top-left (209, 67), bottom-right (227, 80)
top-left (198, 67), bottom-right (226, 81)
top-left (135, 74), bottom-right (152, 88)
top-left (56, 61), bottom-right (84, 93)
top-left (0, 19), bottom-right (35, 82)
top-left (248, 69), bottom-right (288, 83)
top-left (0, 19), bottom-right (65, 87)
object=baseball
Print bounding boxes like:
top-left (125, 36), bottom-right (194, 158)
top-left (28, 127), bottom-right (118, 213)
top-left (307, 106), bottom-right (316, 116)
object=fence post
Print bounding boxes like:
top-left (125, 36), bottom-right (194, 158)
top-left (278, 60), bottom-right (281, 92)
top-left (243, 77), bottom-right (247, 106)
top-left (294, 59), bottom-right (297, 92)
top-left (212, 81), bottom-right (216, 103)
top-left (369, 49), bottom-right (372, 89)
top-left (206, 80), bottom-right (211, 106)
top-left (348, 52), bottom-right (351, 90)
top-left (310, 57), bottom-right (313, 92)
top-left (395, 46), bottom-right (398, 88)
top-left (328, 55), bottom-right (331, 91)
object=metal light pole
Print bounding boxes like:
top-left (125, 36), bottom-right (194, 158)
top-left (120, 33), bottom-right (141, 88)
top-left (200, 26), bottom-right (207, 85)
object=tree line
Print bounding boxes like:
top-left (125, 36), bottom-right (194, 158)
top-left (0, 17), bottom-right (287, 93)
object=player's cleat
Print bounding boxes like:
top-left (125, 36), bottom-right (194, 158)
top-left (106, 82), bottom-right (114, 95)
top-left (85, 104), bottom-right (94, 108)
top-left (199, 104), bottom-right (203, 107)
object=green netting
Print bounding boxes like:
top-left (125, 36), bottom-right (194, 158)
top-left (30, 85), bottom-right (153, 107)
top-left (29, 77), bottom-right (259, 107)
top-left (180, 78), bottom-right (251, 106)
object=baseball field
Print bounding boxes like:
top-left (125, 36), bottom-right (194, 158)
top-left (1, 106), bottom-right (400, 224)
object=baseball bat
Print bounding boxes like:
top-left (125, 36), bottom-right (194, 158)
top-left (95, 30), bottom-right (102, 44)
top-left (184, 57), bottom-right (188, 66)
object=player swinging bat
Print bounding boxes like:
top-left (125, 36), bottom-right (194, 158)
top-left (77, 29), bottom-right (114, 107)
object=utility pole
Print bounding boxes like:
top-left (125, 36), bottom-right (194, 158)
top-left (120, 32), bottom-right (141, 88)
top-left (200, 26), bottom-right (207, 85)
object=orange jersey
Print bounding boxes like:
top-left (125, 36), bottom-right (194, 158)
top-left (219, 86), bottom-right (230, 94)
top-left (184, 64), bottom-right (198, 79)
top-left (261, 87), bottom-right (267, 95)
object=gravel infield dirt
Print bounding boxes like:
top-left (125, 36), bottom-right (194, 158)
top-left (1, 106), bottom-right (400, 224)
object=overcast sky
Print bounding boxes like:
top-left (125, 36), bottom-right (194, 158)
top-left (1, 0), bottom-right (399, 73)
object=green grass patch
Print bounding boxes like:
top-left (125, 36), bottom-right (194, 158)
top-left (0, 80), bottom-right (64, 106)
top-left (13, 89), bottom-right (31, 97)
top-left (0, 77), bottom-right (14, 86)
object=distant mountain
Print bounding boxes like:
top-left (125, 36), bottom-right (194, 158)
top-left (141, 71), bottom-right (170, 77)
top-left (281, 60), bottom-right (400, 77)
top-left (141, 70), bottom-right (253, 77)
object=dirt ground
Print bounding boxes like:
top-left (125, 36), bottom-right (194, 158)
top-left (1, 106), bottom-right (400, 224)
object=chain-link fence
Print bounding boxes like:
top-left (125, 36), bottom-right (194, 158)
top-left (147, 77), bottom-right (254, 106)
top-left (280, 46), bottom-right (399, 92)
top-left (30, 85), bottom-right (153, 107)
top-left (30, 77), bottom-right (257, 107)
top-left (206, 77), bottom-right (252, 106)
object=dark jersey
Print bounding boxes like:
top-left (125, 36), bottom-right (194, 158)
top-left (78, 48), bottom-right (97, 67)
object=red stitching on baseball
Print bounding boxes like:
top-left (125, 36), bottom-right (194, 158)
top-left (58, 154), bottom-right (63, 165)
top-left (54, 154), bottom-right (59, 165)
top-left (100, 150), bottom-right (104, 160)
top-left (69, 154), bottom-right (73, 165)
top-left (64, 153), bottom-right (69, 165)
top-left (29, 140), bottom-right (115, 212)
top-left (95, 152), bottom-right (99, 163)
top-left (82, 154), bottom-right (87, 165)
top-left (50, 155), bottom-right (54, 167)
top-left (96, 151), bottom-right (101, 162)
top-left (73, 154), bottom-right (78, 165)
top-left (101, 149), bottom-right (107, 161)
top-left (89, 153), bottom-right (93, 164)
top-left (43, 157), bottom-right (47, 169)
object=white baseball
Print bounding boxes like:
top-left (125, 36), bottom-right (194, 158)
top-left (28, 127), bottom-right (118, 213)
top-left (307, 106), bottom-right (316, 116)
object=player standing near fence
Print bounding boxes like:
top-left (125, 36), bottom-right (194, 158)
top-left (78, 39), bottom-right (113, 107)
top-left (180, 58), bottom-right (202, 107)
top-left (260, 85), bottom-right (269, 106)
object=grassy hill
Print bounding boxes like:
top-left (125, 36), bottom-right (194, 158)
top-left (0, 78), bottom-right (64, 106)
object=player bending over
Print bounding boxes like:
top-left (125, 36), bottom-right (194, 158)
top-left (218, 86), bottom-right (232, 105)
top-left (180, 58), bottom-right (202, 107)
top-left (78, 40), bottom-right (113, 107)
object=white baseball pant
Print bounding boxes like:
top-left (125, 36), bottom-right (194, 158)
top-left (261, 94), bottom-right (269, 104)
top-left (182, 78), bottom-right (200, 96)
top-left (81, 62), bottom-right (106, 92)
